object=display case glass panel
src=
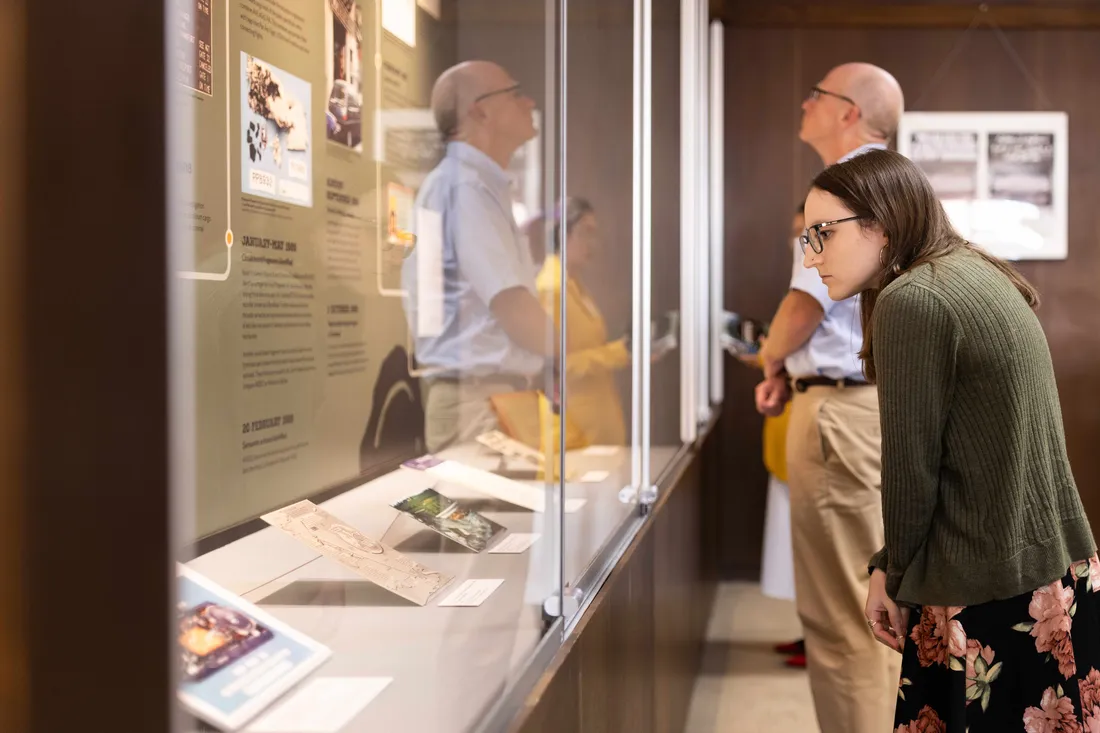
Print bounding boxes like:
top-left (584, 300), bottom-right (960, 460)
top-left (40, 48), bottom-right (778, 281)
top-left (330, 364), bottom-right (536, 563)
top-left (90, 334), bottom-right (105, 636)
top-left (168, 0), bottom-right (721, 728)
top-left (649, 0), bottom-right (686, 481)
top-left (556, 0), bottom-right (644, 621)
top-left (168, 0), bottom-right (564, 730)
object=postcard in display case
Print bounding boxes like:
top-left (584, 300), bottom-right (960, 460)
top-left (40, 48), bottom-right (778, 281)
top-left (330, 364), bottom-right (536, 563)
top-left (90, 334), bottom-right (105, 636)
top-left (261, 500), bottom-right (452, 605)
top-left (392, 488), bottom-right (506, 552)
top-left (176, 565), bottom-right (331, 731)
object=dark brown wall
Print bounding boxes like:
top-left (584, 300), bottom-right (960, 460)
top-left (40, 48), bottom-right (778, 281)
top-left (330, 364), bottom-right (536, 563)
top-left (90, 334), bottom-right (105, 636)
top-left (18, 1), bottom-right (173, 730)
top-left (718, 20), bottom-right (1100, 577)
top-left (0, 2), bottom-right (26, 731)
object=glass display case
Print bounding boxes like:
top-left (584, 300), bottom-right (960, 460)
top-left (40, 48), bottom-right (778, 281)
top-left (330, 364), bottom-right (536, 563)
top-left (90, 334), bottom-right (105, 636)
top-left (167, 0), bottom-right (721, 730)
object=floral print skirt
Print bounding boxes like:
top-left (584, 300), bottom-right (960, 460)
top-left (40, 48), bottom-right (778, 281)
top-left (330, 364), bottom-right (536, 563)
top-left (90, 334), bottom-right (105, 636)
top-left (895, 555), bottom-right (1100, 733)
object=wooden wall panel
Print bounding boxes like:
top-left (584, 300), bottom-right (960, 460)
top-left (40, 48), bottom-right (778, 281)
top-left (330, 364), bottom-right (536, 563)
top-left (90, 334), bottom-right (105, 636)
top-left (23, 1), bottom-right (173, 731)
top-left (718, 22), bottom-right (1100, 577)
top-left (0, 1), bottom-right (26, 731)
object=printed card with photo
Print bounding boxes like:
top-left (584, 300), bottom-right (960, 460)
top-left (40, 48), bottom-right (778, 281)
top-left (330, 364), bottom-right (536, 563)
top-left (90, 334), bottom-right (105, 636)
top-left (176, 565), bottom-right (330, 731)
top-left (392, 488), bottom-right (506, 552)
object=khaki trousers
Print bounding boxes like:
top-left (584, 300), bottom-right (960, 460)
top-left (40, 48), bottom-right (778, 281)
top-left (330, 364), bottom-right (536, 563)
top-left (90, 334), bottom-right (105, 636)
top-left (787, 385), bottom-right (900, 733)
top-left (423, 377), bottom-right (519, 453)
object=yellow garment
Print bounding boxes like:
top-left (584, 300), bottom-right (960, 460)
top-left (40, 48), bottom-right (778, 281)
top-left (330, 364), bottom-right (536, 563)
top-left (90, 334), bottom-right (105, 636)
top-left (763, 402), bottom-right (791, 483)
top-left (536, 256), bottom-right (630, 449)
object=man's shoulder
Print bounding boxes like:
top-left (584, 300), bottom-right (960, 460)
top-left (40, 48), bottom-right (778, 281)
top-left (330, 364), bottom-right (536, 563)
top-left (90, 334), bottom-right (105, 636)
top-left (418, 157), bottom-right (491, 202)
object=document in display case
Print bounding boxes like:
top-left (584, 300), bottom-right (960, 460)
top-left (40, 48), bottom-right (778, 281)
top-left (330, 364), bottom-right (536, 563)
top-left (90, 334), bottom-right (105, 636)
top-left (261, 500), bottom-right (453, 605)
top-left (176, 565), bottom-right (331, 731)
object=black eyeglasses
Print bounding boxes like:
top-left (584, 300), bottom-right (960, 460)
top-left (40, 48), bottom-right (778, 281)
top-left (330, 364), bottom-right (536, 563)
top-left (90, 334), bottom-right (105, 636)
top-left (808, 85), bottom-right (858, 108)
top-left (474, 83), bottom-right (523, 104)
top-left (799, 216), bottom-right (863, 255)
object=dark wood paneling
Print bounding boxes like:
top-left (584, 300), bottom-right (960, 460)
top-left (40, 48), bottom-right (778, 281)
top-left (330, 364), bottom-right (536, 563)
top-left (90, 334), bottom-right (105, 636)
top-left (578, 539), bottom-right (656, 732)
top-left (717, 1), bottom-right (1100, 29)
top-left (718, 22), bottom-right (1100, 577)
top-left (0, 2), bottom-right (26, 731)
top-left (24, 1), bottom-right (172, 731)
top-left (654, 455), bottom-right (706, 732)
top-left (513, 431), bottom-right (718, 733)
top-left (719, 26), bottom-right (803, 579)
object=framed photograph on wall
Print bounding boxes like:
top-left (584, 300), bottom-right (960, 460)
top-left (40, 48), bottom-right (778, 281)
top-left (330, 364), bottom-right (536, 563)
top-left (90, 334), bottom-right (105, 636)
top-left (897, 112), bottom-right (1068, 261)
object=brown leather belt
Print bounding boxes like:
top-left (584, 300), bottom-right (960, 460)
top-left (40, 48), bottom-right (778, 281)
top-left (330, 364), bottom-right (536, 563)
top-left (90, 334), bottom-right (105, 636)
top-left (792, 376), bottom-right (870, 392)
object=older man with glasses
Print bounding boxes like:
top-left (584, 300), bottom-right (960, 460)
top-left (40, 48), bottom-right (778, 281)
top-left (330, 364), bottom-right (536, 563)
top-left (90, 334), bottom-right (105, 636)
top-left (402, 61), bottom-right (555, 453)
top-left (754, 62), bottom-right (904, 733)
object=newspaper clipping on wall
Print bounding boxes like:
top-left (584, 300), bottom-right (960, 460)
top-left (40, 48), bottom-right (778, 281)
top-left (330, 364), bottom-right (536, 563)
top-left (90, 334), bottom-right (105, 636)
top-left (898, 112), bottom-right (1068, 261)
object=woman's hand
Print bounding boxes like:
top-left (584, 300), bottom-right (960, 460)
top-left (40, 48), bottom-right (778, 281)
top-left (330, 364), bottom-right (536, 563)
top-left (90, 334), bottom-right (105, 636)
top-left (866, 568), bottom-right (909, 653)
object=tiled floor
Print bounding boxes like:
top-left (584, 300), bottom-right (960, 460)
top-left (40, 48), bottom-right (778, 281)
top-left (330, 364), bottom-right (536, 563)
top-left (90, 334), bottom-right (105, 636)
top-left (684, 583), bottom-right (819, 733)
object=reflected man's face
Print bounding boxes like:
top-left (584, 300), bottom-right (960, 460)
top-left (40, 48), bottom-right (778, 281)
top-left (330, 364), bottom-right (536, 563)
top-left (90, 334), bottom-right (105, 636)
top-left (473, 67), bottom-right (537, 148)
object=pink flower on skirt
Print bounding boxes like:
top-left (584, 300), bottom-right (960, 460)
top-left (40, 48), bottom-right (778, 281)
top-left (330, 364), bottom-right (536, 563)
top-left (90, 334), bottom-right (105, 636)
top-left (910, 606), bottom-right (966, 668)
top-left (965, 640), bottom-right (995, 681)
top-left (1080, 669), bottom-right (1100, 714)
top-left (1085, 708), bottom-right (1100, 733)
top-left (1055, 634), bottom-right (1078, 679)
top-left (1023, 687), bottom-right (1082, 733)
top-left (1070, 556), bottom-right (1100, 593)
top-left (896, 704), bottom-right (947, 733)
top-left (945, 613), bottom-right (967, 659)
top-left (1029, 580), bottom-right (1075, 654)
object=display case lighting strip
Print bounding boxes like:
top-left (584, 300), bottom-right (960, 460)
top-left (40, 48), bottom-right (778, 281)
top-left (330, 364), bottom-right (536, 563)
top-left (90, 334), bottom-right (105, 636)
top-left (679, 0), bottom-right (698, 444)
top-left (709, 20), bottom-right (725, 405)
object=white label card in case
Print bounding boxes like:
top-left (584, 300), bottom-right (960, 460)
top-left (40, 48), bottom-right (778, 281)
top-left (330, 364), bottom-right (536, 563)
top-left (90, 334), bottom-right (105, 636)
top-left (488, 533), bottom-right (541, 554)
top-left (248, 678), bottom-right (392, 733)
top-left (438, 579), bottom-right (505, 607)
top-left (565, 498), bottom-right (587, 513)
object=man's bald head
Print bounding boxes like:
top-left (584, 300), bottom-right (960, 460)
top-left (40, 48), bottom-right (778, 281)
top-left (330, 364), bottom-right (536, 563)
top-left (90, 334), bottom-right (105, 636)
top-left (828, 62), bottom-right (904, 140)
top-left (799, 62), bottom-right (905, 164)
top-left (430, 60), bottom-right (513, 140)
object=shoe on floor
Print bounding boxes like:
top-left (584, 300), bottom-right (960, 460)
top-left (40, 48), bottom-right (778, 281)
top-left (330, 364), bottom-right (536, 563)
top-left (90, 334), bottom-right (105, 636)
top-left (784, 653), bottom-right (807, 668)
top-left (774, 639), bottom-right (805, 656)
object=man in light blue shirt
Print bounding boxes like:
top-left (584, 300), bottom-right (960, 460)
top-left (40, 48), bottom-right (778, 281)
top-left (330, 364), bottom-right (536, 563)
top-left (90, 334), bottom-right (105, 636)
top-left (754, 62), bottom-right (905, 733)
top-left (403, 61), bottom-right (555, 452)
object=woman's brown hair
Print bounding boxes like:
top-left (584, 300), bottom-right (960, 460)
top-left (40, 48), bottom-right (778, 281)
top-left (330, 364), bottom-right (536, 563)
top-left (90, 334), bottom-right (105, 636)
top-left (809, 149), bottom-right (1039, 382)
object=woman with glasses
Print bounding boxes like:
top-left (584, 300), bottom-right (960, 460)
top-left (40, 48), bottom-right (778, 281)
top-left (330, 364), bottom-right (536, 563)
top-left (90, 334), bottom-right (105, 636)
top-left (801, 148), bottom-right (1097, 732)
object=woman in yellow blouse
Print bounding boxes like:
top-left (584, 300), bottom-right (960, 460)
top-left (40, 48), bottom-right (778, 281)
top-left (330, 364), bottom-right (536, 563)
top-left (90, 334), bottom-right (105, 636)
top-left (756, 205), bottom-right (805, 665)
top-left (535, 198), bottom-right (629, 447)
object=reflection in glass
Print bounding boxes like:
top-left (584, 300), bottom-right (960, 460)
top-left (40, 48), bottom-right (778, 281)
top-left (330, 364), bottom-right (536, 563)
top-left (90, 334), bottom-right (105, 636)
top-left (401, 60), bottom-right (551, 454)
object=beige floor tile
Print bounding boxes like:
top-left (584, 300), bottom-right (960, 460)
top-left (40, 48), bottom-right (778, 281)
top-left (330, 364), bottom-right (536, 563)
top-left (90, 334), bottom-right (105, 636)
top-left (684, 583), bottom-right (819, 733)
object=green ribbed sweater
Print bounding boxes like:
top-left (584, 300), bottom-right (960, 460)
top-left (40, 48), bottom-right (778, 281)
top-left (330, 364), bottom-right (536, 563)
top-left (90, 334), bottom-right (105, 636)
top-left (869, 249), bottom-right (1094, 607)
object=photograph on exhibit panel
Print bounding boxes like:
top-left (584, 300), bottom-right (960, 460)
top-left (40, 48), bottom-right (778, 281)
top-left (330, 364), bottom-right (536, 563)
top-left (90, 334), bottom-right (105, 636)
top-left (325, 0), bottom-right (364, 150)
top-left (240, 53), bottom-right (313, 207)
top-left (907, 130), bottom-right (980, 200)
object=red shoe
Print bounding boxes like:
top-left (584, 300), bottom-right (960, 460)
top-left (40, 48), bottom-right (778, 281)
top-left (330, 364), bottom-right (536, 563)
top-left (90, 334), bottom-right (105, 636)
top-left (784, 653), bottom-right (807, 668)
top-left (774, 639), bottom-right (805, 656)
